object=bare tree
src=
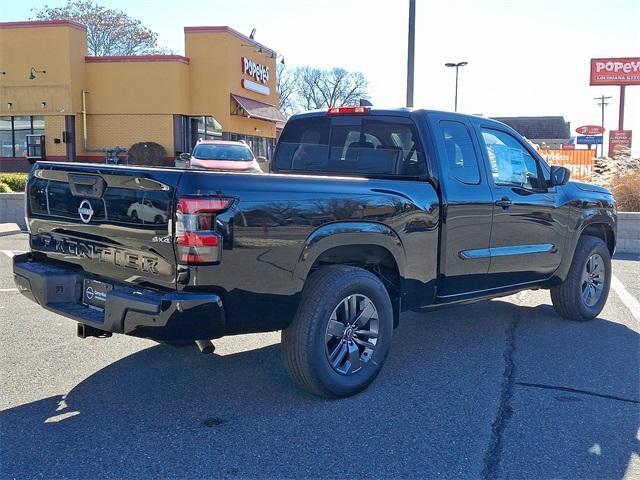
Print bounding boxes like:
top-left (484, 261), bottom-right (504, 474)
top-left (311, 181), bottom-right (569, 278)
top-left (276, 64), bottom-right (297, 117)
top-left (295, 67), bottom-right (369, 111)
top-left (277, 66), bottom-right (370, 115)
top-left (293, 66), bottom-right (326, 111)
top-left (317, 68), bottom-right (369, 109)
top-left (32, 0), bottom-right (169, 56)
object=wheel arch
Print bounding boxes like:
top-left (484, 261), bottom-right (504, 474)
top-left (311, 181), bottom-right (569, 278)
top-left (293, 222), bottom-right (406, 325)
top-left (580, 222), bottom-right (615, 255)
top-left (552, 218), bottom-right (616, 285)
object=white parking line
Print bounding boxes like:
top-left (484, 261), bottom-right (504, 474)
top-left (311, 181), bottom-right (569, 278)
top-left (611, 274), bottom-right (640, 322)
top-left (0, 288), bottom-right (18, 292)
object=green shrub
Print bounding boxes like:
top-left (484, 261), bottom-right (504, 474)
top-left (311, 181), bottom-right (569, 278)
top-left (0, 173), bottom-right (27, 192)
top-left (0, 182), bottom-right (12, 193)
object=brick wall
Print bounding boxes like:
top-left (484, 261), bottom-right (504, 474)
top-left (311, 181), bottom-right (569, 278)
top-left (76, 114), bottom-right (174, 157)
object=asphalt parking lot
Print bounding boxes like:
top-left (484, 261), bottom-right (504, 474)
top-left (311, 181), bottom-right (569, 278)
top-left (1, 232), bottom-right (638, 479)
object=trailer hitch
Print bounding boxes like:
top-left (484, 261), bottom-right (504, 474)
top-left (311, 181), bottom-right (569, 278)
top-left (77, 323), bottom-right (112, 339)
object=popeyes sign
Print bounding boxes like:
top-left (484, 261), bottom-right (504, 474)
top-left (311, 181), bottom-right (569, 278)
top-left (242, 57), bottom-right (269, 84)
top-left (590, 58), bottom-right (640, 86)
top-left (576, 125), bottom-right (605, 135)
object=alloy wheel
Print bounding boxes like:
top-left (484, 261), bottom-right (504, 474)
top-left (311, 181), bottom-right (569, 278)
top-left (324, 294), bottom-right (380, 375)
top-left (581, 253), bottom-right (605, 307)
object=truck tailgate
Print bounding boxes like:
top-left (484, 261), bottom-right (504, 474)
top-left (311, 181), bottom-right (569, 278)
top-left (26, 162), bottom-right (182, 290)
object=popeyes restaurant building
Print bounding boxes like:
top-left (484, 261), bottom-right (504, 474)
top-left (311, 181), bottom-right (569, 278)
top-left (0, 20), bottom-right (286, 172)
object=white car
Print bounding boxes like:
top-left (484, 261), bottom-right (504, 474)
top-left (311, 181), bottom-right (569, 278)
top-left (127, 199), bottom-right (167, 223)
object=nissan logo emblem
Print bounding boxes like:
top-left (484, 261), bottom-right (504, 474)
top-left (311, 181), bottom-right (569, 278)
top-left (85, 286), bottom-right (95, 300)
top-left (78, 200), bottom-right (94, 223)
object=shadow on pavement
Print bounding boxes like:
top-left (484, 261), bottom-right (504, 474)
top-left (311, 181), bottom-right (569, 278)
top-left (1, 299), bottom-right (638, 479)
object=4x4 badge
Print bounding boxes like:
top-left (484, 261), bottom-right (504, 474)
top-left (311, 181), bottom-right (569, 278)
top-left (152, 235), bottom-right (171, 243)
top-left (78, 200), bottom-right (94, 223)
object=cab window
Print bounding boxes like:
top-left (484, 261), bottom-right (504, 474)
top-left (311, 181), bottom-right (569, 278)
top-left (274, 116), bottom-right (426, 176)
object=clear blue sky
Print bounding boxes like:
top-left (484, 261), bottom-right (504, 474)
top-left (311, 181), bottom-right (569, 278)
top-left (2, 0), bottom-right (639, 153)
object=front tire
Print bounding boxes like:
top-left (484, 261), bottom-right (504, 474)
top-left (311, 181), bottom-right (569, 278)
top-left (551, 235), bottom-right (611, 321)
top-left (282, 265), bottom-right (394, 398)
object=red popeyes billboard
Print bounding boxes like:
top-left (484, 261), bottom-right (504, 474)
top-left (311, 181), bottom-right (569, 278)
top-left (576, 125), bottom-right (605, 135)
top-left (608, 130), bottom-right (632, 157)
top-left (590, 58), bottom-right (640, 85)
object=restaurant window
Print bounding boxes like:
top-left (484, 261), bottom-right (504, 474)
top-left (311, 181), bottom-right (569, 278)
top-left (225, 133), bottom-right (274, 159)
top-left (174, 115), bottom-right (223, 154)
top-left (191, 116), bottom-right (222, 144)
top-left (0, 116), bottom-right (45, 157)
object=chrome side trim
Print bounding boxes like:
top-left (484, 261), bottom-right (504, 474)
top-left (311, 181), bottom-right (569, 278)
top-left (459, 243), bottom-right (554, 260)
top-left (458, 248), bottom-right (491, 259)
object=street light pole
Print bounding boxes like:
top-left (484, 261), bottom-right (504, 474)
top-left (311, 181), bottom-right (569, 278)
top-left (406, 0), bottom-right (416, 108)
top-left (445, 61), bottom-right (468, 112)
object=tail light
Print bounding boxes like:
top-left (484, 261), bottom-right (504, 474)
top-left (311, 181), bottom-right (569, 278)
top-left (175, 197), bottom-right (232, 265)
top-left (327, 106), bottom-right (370, 115)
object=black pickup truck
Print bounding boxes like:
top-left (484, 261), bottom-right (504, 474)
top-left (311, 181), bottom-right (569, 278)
top-left (13, 107), bottom-right (616, 397)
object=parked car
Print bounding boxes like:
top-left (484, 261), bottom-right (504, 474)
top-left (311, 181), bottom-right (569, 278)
top-left (126, 199), bottom-right (168, 223)
top-left (14, 107), bottom-right (616, 398)
top-left (176, 140), bottom-right (263, 173)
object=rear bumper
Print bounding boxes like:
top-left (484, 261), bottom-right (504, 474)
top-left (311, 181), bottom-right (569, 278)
top-left (12, 253), bottom-right (225, 341)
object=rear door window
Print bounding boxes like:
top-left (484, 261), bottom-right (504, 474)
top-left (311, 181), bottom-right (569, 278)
top-left (439, 120), bottom-right (480, 185)
top-left (275, 116), bottom-right (426, 176)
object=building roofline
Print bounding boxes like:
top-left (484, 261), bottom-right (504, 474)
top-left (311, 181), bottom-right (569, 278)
top-left (184, 25), bottom-right (276, 57)
top-left (85, 55), bottom-right (190, 65)
top-left (0, 20), bottom-right (87, 31)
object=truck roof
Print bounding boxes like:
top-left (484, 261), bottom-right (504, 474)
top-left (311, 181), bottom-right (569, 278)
top-left (287, 107), bottom-right (519, 136)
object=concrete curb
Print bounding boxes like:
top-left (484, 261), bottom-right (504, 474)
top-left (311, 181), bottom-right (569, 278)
top-left (0, 193), bottom-right (25, 229)
top-left (0, 223), bottom-right (22, 237)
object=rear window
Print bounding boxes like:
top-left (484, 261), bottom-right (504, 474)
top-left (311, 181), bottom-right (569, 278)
top-left (274, 116), bottom-right (426, 176)
top-left (193, 144), bottom-right (253, 161)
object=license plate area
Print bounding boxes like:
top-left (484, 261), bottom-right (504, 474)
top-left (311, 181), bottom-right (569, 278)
top-left (82, 279), bottom-right (113, 310)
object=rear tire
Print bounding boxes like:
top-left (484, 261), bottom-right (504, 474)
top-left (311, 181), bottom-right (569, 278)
top-left (551, 235), bottom-right (611, 321)
top-left (282, 265), bottom-right (394, 398)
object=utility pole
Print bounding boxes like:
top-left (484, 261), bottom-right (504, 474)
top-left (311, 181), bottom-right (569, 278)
top-left (406, 0), bottom-right (416, 108)
top-left (594, 95), bottom-right (611, 157)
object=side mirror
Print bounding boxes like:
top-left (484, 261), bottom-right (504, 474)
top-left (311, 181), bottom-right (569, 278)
top-left (549, 165), bottom-right (570, 186)
top-left (179, 152), bottom-right (191, 161)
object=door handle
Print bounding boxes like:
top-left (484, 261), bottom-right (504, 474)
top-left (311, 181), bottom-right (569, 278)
top-left (495, 197), bottom-right (512, 209)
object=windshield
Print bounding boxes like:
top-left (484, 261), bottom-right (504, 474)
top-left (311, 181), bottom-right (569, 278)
top-left (193, 144), bottom-right (253, 161)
